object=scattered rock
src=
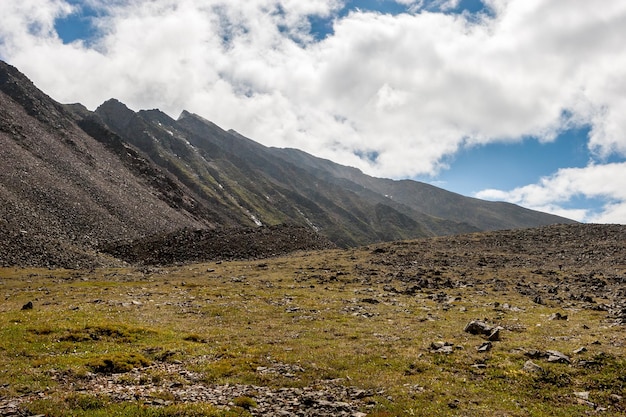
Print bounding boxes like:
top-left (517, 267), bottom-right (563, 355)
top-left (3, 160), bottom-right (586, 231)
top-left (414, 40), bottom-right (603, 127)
top-left (524, 350), bottom-right (544, 359)
top-left (103, 224), bottom-right (337, 266)
top-left (487, 327), bottom-right (503, 341)
top-left (579, 295), bottom-right (595, 303)
top-left (546, 350), bottom-right (571, 364)
top-left (500, 303), bottom-right (523, 312)
top-left (448, 399), bottom-right (460, 409)
top-left (256, 362), bottom-right (305, 378)
top-left (430, 342), bottom-right (455, 354)
top-left (21, 301), bottom-right (33, 310)
top-left (477, 342), bottom-right (492, 352)
top-left (548, 312), bottom-right (568, 321)
top-left (573, 347), bottom-right (587, 354)
top-left (573, 391), bottom-right (590, 400)
top-left (430, 341), bottom-right (446, 350)
top-left (575, 398), bottom-right (596, 408)
top-left (523, 360), bottom-right (544, 373)
top-left (464, 320), bottom-right (503, 343)
top-left (5, 362), bottom-right (374, 417)
top-left (464, 320), bottom-right (492, 336)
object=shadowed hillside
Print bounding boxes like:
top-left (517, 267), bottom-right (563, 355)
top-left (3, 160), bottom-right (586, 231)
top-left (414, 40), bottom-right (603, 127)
top-left (0, 62), bottom-right (207, 267)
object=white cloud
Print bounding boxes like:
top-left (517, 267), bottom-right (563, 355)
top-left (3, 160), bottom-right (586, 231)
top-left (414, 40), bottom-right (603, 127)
top-left (397, 0), bottom-right (460, 12)
top-left (1, 0), bottom-right (626, 222)
top-left (476, 163), bottom-right (626, 223)
top-left (0, 0), bottom-right (73, 52)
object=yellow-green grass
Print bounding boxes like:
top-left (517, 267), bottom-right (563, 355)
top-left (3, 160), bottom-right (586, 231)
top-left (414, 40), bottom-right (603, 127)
top-left (0, 247), bottom-right (624, 416)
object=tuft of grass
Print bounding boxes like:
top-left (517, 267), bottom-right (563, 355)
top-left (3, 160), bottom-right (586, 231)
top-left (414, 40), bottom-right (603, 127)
top-left (65, 392), bottom-right (111, 410)
top-left (87, 352), bottom-right (152, 374)
top-left (60, 324), bottom-right (153, 343)
top-left (26, 399), bottom-right (244, 417)
top-left (232, 396), bottom-right (257, 410)
top-left (183, 333), bottom-right (207, 343)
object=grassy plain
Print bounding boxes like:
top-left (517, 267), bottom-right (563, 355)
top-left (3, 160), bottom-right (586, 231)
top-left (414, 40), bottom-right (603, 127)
top-left (1, 239), bottom-right (625, 416)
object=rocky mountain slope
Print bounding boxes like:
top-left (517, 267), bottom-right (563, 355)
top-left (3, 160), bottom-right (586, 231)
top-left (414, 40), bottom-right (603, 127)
top-left (102, 223), bottom-right (337, 266)
top-left (0, 62), bottom-right (208, 267)
top-left (0, 60), bottom-right (576, 268)
top-left (271, 147), bottom-right (573, 231)
top-left (89, 99), bottom-right (455, 246)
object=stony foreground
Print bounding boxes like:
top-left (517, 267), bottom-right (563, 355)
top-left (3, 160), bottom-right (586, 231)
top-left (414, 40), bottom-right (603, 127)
top-left (0, 224), bottom-right (625, 416)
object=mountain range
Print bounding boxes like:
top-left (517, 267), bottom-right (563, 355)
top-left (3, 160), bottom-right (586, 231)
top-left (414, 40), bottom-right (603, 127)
top-left (0, 60), bottom-right (575, 268)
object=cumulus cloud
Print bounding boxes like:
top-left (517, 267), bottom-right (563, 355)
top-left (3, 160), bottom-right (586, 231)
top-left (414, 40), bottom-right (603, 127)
top-left (476, 163), bottom-right (626, 223)
top-left (0, 0), bottom-right (72, 50)
top-left (1, 0), bottom-right (626, 221)
top-left (396, 0), bottom-right (461, 12)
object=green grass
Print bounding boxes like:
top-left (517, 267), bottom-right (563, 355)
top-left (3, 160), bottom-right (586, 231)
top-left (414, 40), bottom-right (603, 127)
top-left (1, 247), bottom-right (625, 416)
top-left (25, 396), bottom-right (247, 417)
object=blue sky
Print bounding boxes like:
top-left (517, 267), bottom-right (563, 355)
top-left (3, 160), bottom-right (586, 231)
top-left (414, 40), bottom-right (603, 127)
top-left (54, 2), bottom-right (100, 44)
top-left (2, 0), bottom-right (626, 223)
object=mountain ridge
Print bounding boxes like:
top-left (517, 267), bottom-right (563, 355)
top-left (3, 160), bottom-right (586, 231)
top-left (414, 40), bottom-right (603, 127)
top-left (0, 60), bottom-right (576, 268)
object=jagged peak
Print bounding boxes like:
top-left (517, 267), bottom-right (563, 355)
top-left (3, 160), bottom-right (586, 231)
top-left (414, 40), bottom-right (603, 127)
top-left (177, 110), bottom-right (220, 128)
top-left (140, 108), bottom-right (171, 117)
top-left (96, 98), bottom-right (133, 114)
top-left (95, 98), bottom-right (136, 128)
top-left (139, 108), bottom-right (177, 126)
top-left (177, 110), bottom-right (194, 120)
